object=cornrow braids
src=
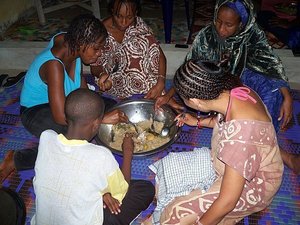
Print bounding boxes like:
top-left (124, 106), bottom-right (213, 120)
top-left (64, 14), bottom-right (108, 55)
top-left (174, 59), bottom-right (242, 100)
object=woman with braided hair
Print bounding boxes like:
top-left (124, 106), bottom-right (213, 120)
top-left (155, 0), bottom-right (300, 175)
top-left (0, 14), bottom-right (128, 182)
top-left (144, 59), bottom-right (283, 225)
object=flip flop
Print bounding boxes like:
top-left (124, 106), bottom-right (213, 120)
top-left (0, 74), bottom-right (9, 88)
top-left (2, 71), bottom-right (26, 88)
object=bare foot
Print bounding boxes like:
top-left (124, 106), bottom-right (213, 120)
top-left (0, 150), bottom-right (16, 183)
top-left (280, 150), bottom-right (300, 175)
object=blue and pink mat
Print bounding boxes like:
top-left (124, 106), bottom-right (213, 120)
top-left (0, 78), bottom-right (299, 224)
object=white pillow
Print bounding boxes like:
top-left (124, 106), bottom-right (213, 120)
top-left (149, 147), bottom-right (216, 225)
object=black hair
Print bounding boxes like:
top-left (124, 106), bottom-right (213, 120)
top-left (64, 14), bottom-right (108, 54)
top-left (108, 0), bottom-right (141, 16)
top-left (173, 59), bottom-right (242, 100)
top-left (65, 89), bottom-right (105, 125)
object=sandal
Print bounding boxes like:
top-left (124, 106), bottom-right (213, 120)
top-left (2, 71), bottom-right (26, 88)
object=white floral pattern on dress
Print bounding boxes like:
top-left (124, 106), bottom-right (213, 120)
top-left (93, 17), bottom-right (160, 98)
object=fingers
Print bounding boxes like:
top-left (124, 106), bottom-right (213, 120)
top-left (107, 200), bottom-right (121, 214)
top-left (103, 193), bottom-right (121, 214)
top-left (119, 111), bottom-right (128, 122)
top-left (281, 114), bottom-right (292, 130)
top-left (175, 113), bottom-right (187, 127)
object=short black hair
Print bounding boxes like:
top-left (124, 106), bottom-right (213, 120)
top-left (65, 89), bottom-right (105, 125)
top-left (108, 0), bottom-right (141, 16)
top-left (174, 59), bottom-right (242, 100)
top-left (64, 14), bottom-right (108, 54)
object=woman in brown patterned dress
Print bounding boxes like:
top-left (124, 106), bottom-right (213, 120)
top-left (90, 0), bottom-right (166, 99)
top-left (144, 59), bottom-right (283, 225)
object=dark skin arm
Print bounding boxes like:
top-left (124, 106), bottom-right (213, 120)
top-left (103, 193), bottom-right (121, 215)
top-left (279, 87), bottom-right (293, 130)
top-left (145, 47), bottom-right (167, 99)
top-left (103, 134), bottom-right (134, 215)
top-left (41, 60), bottom-right (128, 126)
top-left (121, 133), bottom-right (134, 183)
top-left (41, 60), bottom-right (68, 125)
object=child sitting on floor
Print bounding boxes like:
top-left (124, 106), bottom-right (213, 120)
top-left (31, 89), bottom-right (155, 225)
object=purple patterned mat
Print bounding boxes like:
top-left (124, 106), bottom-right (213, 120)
top-left (0, 78), bottom-right (299, 224)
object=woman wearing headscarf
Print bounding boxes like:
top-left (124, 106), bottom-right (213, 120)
top-left (159, 0), bottom-right (292, 132)
top-left (185, 0), bottom-right (292, 131)
top-left (155, 0), bottom-right (300, 174)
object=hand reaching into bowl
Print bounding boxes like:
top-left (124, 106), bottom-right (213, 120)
top-left (102, 109), bottom-right (128, 124)
top-left (175, 113), bottom-right (197, 127)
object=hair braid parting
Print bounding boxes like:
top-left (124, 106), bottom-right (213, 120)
top-left (64, 14), bottom-right (108, 55)
top-left (174, 59), bottom-right (242, 100)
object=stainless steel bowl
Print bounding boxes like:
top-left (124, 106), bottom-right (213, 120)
top-left (95, 99), bottom-right (181, 157)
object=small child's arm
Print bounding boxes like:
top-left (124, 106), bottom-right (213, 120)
top-left (121, 133), bottom-right (134, 183)
top-left (103, 192), bottom-right (121, 215)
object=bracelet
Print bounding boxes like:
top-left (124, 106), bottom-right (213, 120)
top-left (157, 74), bottom-right (166, 79)
top-left (197, 112), bottom-right (201, 129)
top-left (98, 71), bottom-right (105, 78)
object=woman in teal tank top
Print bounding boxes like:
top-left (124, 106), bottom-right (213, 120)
top-left (0, 14), bottom-right (129, 181)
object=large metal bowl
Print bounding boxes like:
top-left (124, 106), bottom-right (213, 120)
top-left (95, 99), bottom-right (181, 157)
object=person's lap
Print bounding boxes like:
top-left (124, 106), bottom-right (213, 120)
top-left (104, 180), bottom-right (155, 225)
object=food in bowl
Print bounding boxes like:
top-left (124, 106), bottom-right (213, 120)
top-left (110, 118), bottom-right (170, 152)
top-left (96, 99), bottom-right (181, 156)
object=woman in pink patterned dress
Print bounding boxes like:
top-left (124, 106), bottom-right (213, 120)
top-left (144, 59), bottom-right (283, 225)
top-left (90, 0), bottom-right (166, 99)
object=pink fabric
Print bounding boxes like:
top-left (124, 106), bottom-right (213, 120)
top-left (226, 87), bottom-right (257, 121)
top-left (93, 17), bottom-right (161, 98)
top-left (159, 119), bottom-right (283, 224)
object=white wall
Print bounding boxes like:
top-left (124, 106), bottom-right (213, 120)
top-left (0, 41), bottom-right (299, 87)
top-left (0, 0), bottom-right (35, 34)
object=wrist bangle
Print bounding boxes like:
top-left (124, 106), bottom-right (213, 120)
top-left (197, 112), bottom-right (201, 129)
top-left (98, 71), bottom-right (105, 78)
top-left (157, 74), bottom-right (165, 79)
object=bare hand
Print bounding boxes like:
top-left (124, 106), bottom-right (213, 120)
top-left (102, 109), bottom-right (128, 124)
top-left (175, 113), bottom-right (197, 127)
top-left (122, 133), bottom-right (134, 156)
top-left (279, 93), bottom-right (293, 130)
top-left (154, 95), bottom-right (171, 110)
top-left (98, 73), bottom-right (112, 91)
top-left (103, 193), bottom-right (121, 214)
top-left (144, 82), bottom-right (164, 99)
